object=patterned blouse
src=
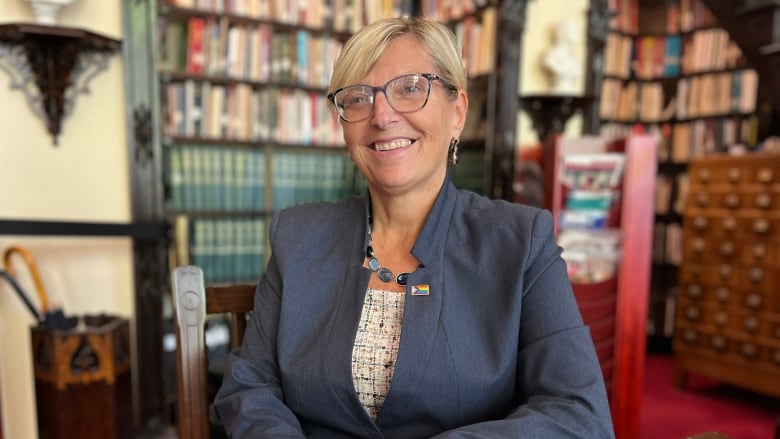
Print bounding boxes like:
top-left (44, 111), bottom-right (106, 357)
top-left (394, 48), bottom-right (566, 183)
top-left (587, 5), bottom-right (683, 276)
top-left (351, 287), bottom-right (406, 421)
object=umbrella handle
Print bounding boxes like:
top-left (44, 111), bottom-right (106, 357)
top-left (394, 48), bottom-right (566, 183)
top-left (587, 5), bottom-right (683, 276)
top-left (3, 246), bottom-right (51, 313)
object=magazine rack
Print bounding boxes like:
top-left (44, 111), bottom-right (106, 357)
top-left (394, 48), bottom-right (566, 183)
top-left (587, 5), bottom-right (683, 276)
top-left (541, 133), bottom-right (657, 439)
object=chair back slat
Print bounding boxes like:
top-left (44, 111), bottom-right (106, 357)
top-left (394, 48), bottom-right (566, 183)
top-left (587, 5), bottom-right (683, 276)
top-left (172, 266), bottom-right (256, 439)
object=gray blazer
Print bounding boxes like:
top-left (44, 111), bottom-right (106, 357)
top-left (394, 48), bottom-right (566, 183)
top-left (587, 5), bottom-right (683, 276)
top-left (214, 177), bottom-right (615, 438)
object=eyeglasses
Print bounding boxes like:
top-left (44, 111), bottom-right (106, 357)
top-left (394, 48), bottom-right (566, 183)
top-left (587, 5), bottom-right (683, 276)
top-left (327, 73), bottom-right (457, 122)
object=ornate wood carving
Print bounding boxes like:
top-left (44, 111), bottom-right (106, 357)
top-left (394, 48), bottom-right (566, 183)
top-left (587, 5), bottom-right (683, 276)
top-left (0, 24), bottom-right (120, 145)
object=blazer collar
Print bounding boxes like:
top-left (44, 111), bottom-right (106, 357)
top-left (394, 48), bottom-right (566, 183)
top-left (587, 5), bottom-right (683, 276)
top-left (374, 173), bottom-right (460, 425)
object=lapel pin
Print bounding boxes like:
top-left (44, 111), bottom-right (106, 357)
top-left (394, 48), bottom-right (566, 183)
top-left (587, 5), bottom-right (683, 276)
top-left (411, 285), bottom-right (430, 296)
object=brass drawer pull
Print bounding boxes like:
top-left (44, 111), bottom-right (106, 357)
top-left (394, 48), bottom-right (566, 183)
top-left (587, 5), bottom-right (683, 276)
top-left (722, 216), bottom-right (737, 231)
top-left (727, 168), bottom-right (741, 183)
top-left (711, 335), bottom-right (727, 351)
top-left (687, 284), bottom-right (703, 298)
top-left (753, 218), bottom-right (770, 234)
top-left (698, 168), bottom-right (712, 183)
top-left (683, 329), bottom-right (698, 343)
top-left (723, 193), bottom-right (740, 208)
top-left (745, 293), bottom-right (763, 309)
top-left (696, 193), bottom-right (709, 207)
top-left (693, 216), bottom-right (708, 230)
top-left (757, 167), bottom-right (774, 183)
top-left (749, 267), bottom-right (764, 283)
top-left (743, 317), bottom-right (759, 333)
top-left (685, 306), bottom-right (701, 320)
top-left (741, 343), bottom-right (758, 358)
top-left (755, 193), bottom-right (771, 209)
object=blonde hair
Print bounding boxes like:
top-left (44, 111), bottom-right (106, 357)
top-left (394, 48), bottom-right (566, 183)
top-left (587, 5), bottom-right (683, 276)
top-left (328, 17), bottom-right (467, 94)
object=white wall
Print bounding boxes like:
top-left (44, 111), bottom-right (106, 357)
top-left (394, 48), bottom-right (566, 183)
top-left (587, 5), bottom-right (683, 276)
top-left (0, 1), bottom-right (132, 438)
top-left (519, 0), bottom-right (589, 146)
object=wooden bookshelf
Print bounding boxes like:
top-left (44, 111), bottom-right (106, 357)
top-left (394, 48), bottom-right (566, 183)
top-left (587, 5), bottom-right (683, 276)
top-left (121, 0), bottom-right (528, 430)
top-left (599, 0), bottom-right (761, 343)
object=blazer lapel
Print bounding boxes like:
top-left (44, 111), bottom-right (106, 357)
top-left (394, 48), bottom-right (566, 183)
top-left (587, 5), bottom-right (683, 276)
top-left (378, 178), bottom-right (458, 418)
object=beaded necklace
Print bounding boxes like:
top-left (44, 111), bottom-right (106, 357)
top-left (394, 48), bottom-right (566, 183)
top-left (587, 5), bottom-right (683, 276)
top-left (365, 218), bottom-right (422, 286)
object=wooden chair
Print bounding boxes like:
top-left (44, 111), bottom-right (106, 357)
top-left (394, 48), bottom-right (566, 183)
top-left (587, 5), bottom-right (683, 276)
top-left (171, 265), bottom-right (256, 439)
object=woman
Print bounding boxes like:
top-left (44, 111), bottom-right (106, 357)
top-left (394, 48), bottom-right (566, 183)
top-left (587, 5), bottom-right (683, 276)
top-left (214, 16), bottom-right (614, 438)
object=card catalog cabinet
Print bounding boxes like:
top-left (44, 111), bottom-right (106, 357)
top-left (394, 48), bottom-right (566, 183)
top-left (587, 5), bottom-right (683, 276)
top-left (673, 152), bottom-right (780, 398)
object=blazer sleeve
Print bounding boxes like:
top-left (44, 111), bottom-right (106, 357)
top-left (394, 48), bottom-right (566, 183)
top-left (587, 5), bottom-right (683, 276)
top-left (212, 212), bottom-right (307, 438)
top-left (431, 209), bottom-right (616, 438)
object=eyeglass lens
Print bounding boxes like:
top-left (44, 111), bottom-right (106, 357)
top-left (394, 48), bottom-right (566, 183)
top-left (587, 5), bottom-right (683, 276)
top-left (333, 74), bottom-right (433, 122)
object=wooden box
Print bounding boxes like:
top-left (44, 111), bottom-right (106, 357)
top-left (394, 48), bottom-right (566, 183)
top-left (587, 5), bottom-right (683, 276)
top-left (31, 314), bottom-right (133, 439)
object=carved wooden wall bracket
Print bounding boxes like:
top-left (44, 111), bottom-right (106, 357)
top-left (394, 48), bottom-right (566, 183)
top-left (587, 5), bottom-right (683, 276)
top-left (0, 23), bottom-right (121, 145)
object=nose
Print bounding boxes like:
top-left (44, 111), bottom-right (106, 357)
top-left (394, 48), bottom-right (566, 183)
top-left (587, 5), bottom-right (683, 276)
top-left (369, 90), bottom-right (399, 127)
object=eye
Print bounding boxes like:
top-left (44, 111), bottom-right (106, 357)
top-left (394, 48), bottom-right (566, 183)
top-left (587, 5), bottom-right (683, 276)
top-left (339, 88), bottom-right (371, 108)
top-left (392, 76), bottom-right (425, 97)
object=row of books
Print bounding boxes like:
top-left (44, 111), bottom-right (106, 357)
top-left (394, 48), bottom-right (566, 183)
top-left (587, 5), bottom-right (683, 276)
top-left (599, 116), bottom-right (760, 163)
top-left (671, 0), bottom-right (717, 34)
top-left (164, 80), bottom-right (343, 145)
top-left (453, 7), bottom-right (497, 77)
top-left (605, 29), bottom-right (744, 81)
top-left (633, 35), bottom-right (683, 80)
top-left (167, 145), bottom-right (358, 212)
top-left (165, 0), bottom-right (414, 33)
top-left (421, 0), bottom-right (490, 22)
top-left (653, 222), bottom-right (683, 267)
top-left (600, 79), bottom-right (671, 122)
top-left (608, 0), bottom-right (638, 34)
top-left (186, 216), bottom-right (268, 283)
top-left (655, 173), bottom-right (688, 217)
top-left (665, 117), bottom-right (759, 163)
top-left (160, 17), bottom-right (344, 88)
top-left (600, 69), bottom-right (759, 123)
top-left (271, 150), bottom-right (360, 209)
top-left (676, 70), bottom-right (758, 119)
top-left (168, 145), bottom-right (266, 212)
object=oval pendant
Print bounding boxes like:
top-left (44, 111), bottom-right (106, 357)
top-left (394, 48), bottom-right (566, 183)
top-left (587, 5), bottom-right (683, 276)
top-left (377, 267), bottom-right (394, 283)
top-left (368, 257), bottom-right (381, 272)
top-left (396, 272), bottom-right (409, 286)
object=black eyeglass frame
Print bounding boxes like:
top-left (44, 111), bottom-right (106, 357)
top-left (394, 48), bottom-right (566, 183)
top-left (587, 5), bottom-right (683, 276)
top-left (326, 73), bottom-right (458, 122)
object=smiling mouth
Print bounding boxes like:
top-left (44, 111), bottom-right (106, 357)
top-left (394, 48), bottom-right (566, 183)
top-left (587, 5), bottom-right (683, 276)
top-left (373, 139), bottom-right (414, 151)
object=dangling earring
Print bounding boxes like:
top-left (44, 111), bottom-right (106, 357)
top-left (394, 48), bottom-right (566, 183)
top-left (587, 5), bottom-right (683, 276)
top-left (448, 138), bottom-right (460, 167)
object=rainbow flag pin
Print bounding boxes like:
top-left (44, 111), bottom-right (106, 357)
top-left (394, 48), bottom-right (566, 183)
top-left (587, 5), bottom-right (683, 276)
top-left (411, 285), bottom-right (430, 296)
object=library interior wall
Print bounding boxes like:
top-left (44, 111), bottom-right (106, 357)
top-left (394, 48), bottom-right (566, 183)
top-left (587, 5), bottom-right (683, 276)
top-left (0, 1), bottom-right (132, 438)
top-left (0, 1), bottom-right (590, 437)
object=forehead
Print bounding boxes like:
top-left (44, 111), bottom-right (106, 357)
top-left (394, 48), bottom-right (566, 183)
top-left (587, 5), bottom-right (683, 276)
top-left (363, 36), bottom-right (435, 84)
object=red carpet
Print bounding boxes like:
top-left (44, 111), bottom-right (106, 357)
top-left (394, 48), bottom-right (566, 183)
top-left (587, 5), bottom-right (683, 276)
top-left (640, 354), bottom-right (779, 439)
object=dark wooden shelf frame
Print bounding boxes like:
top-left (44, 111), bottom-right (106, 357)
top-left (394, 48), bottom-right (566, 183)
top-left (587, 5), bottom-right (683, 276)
top-left (0, 219), bottom-right (165, 240)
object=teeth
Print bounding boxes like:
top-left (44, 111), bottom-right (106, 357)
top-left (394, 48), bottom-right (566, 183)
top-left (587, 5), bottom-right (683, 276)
top-left (374, 139), bottom-right (412, 151)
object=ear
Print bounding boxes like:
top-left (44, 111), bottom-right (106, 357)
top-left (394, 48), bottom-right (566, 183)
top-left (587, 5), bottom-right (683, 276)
top-left (452, 89), bottom-right (468, 138)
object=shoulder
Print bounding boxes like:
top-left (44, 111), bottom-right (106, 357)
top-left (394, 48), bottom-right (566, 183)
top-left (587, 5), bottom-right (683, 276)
top-left (450, 189), bottom-right (556, 257)
top-left (455, 189), bottom-right (553, 233)
top-left (268, 195), bottom-right (364, 242)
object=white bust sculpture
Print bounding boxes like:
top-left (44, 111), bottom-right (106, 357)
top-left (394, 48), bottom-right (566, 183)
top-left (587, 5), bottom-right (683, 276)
top-left (543, 18), bottom-right (582, 95)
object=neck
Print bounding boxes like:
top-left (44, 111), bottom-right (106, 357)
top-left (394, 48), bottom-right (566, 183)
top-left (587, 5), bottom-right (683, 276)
top-left (366, 172), bottom-right (445, 241)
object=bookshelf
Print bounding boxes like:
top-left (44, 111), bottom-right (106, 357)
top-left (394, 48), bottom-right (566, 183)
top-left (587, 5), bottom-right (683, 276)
top-left (121, 0), bottom-right (526, 430)
top-left (599, 0), bottom-right (760, 346)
